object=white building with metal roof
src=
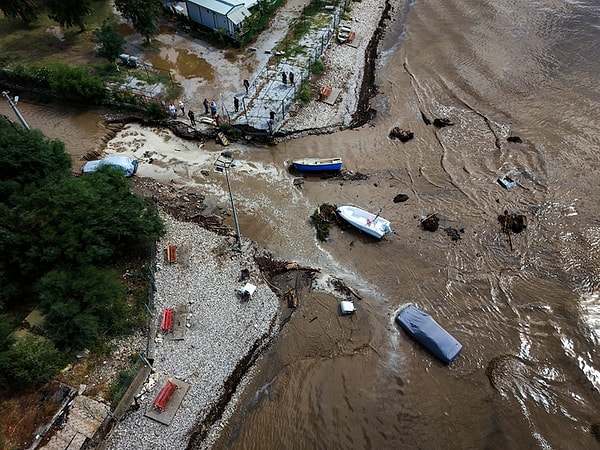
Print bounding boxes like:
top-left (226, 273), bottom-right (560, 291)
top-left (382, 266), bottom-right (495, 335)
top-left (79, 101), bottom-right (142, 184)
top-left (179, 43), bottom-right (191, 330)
top-left (185, 0), bottom-right (255, 35)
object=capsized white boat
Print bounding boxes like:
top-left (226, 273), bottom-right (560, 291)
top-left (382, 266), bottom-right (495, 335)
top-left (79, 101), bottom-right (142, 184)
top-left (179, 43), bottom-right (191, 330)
top-left (336, 205), bottom-right (393, 239)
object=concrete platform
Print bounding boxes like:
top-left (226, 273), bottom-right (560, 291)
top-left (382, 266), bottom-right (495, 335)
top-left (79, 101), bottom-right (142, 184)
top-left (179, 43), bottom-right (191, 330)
top-left (323, 88), bottom-right (341, 105)
top-left (145, 379), bottom-right (190, 425)
top-left (169, 305), bottom-right (189, 341)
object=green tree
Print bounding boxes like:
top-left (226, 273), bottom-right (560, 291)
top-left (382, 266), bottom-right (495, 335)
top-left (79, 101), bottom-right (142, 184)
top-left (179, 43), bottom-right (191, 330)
top-left (0, 0), bottom-right (41, 24)
top-left (0, 119), bottom-right (72, 206)
top-left (114, 0), bottom-right (163, 44)
top-left (6, 334), bottom-right (67, 385)
top-left (38, 266), bottom-right (127, 349)
top-left (93, 21), bottom-right (126, 66)
top-left (8, 169), bottom-right (164, 278)
top-left (45, 0), bottom-right (91, 32)
top-left (48, 63), bottom-right (107, 102)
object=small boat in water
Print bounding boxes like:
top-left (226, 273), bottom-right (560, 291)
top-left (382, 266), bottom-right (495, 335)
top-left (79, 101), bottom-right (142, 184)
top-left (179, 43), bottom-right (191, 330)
top-left (292, 157), bottom-right (342, 172)
top-left (336, 205), bottom-right (393, 239)
top-left (395, 304), bottom-right (462, 364)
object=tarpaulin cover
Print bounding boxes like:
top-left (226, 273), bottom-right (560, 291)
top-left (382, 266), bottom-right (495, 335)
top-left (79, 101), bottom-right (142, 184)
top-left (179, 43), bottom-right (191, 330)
top-left (396, 304), bottom-right (462, 364)
top-left (83, 156), bottom-right (138, 177)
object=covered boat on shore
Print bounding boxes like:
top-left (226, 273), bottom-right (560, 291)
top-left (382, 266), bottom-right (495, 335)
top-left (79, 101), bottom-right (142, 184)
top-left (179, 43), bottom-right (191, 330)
top-left (292, 157), bottom-right (342, 172)
top-left (336, 205), bottom-right (393, 239)
top-left (395, 304), bottom-right (462, 364)
top-left (82, 155), bottom-right (138, 177)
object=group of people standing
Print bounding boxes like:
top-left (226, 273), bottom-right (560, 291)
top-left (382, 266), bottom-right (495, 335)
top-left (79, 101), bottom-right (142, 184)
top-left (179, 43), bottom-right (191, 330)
top-left (161, 79), bottom-right (253, 127)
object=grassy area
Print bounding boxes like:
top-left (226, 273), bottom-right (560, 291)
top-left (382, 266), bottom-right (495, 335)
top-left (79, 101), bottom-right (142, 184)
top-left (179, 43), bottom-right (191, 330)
top-left (0, 3), bottom-right (115, 66)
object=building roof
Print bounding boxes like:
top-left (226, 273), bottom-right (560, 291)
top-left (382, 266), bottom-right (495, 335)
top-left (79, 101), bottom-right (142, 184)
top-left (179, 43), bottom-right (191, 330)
top-left (187, 0), bottom-right (255, 15)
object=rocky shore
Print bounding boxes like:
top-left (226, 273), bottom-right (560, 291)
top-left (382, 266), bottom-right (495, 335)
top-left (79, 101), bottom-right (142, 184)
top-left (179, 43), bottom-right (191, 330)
top-left (101, 0), bottom-right (393, 448)
top-left (104, 215), bottom-right (282, 450)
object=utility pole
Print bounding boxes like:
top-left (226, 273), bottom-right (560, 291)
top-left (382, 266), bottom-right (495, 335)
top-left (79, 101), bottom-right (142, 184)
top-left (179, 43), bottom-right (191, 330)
top-left (2, 91), bottom-right (30, 130)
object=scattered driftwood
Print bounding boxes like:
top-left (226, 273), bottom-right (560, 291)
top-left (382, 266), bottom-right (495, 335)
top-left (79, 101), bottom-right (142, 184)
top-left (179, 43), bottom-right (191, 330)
top-left (420, 110), bottom-right (431, 125)
top-left (507, 136), bottom-right (522, 143)
top-left (293, 178), bottom-right (304, 189)
top-left (420, 214), bottom-right (439, 232)
top-left (389, 127), bottom-right (414, 142)
top-left (330, 275), bottom-right (362, 300)
top-left (433, 118), bottom-right (454, 128)
top-left (393, 194), bottom-right (409, 203)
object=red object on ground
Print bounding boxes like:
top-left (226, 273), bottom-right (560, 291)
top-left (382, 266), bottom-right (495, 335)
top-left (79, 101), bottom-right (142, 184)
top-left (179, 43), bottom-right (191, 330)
top-left (161, 308), bottom-right (174, 331)
top-left (154, 380), bottom-right (178, 410)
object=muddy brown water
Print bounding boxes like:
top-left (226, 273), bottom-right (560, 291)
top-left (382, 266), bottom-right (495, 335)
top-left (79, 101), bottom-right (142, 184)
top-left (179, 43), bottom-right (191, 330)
top-left (7, 0), bottom-right (600, 448)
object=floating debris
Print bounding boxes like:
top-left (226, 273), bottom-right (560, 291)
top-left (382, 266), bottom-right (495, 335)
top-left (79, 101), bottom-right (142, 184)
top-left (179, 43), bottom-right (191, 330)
top-left (393, 194), bottom-right (409, 203)
top-left (433, 117), bottom-right (454, 127)
top-left (498, 174), bottom-right (516, 189)
top-left (310, 203), bottom-right (338, 241)
top-left (389, 127), bottom-right (414, 142)
top-left (420, 214), bottom-right (439, 232)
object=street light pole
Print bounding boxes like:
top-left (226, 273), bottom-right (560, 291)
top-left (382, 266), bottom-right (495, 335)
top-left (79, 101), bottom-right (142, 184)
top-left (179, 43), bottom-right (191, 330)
top-left (2, 91), bottom-right (30, 130)
top-left (215, 151), bottom-right (242, 251)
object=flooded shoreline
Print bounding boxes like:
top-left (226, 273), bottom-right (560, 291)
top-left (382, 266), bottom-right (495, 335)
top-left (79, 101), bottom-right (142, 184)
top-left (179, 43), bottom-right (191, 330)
top-left (5, 0), bottom-right (600, 448)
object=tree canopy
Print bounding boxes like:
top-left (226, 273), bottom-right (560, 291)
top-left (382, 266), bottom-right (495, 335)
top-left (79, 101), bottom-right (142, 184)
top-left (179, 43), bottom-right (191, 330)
top-left (114, 0), bottom-right (163, 43)
top-left (45, 0), bottom-right (92, 32)
top-left (0, 0), bottom-right (42, 24)
top-left (0, 116), bottom-right (165, 384)
top-left (93, 21), bottom-right (126, 64)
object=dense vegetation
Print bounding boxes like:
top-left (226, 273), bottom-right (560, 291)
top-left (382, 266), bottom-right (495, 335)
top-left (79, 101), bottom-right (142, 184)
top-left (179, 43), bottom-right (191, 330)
top-left (0, 117), bottom-right (165, 386)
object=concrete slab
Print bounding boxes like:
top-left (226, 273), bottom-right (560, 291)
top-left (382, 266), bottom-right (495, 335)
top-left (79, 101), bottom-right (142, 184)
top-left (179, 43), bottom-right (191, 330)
top-left (347, 36), bottom-right (361, 48)
top-left (145, 379), bottom-right (190, 425)
top-left (169, 305), bottom-right (189, 340)
top-left (323, 88), bottom-right (341, 105)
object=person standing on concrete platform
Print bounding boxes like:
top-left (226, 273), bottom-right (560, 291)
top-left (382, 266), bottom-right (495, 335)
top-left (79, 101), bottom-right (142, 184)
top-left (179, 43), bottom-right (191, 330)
top-left (234, 97), bottom-right (239, 113)
top-left (210, 101), bottom-right (217, 118)
top-left (178, 100), bottom-right (185, 115)
top-left (289, 71), bottom-right (295, 86)
top-left (203, 98), bottom-right (209, 114)
top-left (188, 110), bottom-right (196, 127)
top-left (243, 79), bottom-right (249, 94)
top-left (168, 103), bottom-right (176, 118)
top-left (282, 72), bottom-right (287, 85)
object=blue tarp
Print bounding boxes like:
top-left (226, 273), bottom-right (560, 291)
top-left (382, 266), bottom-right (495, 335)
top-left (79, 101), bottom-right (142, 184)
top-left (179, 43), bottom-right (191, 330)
top-left (83, 156), bottom-right (138, 177)
top-left (396, 304), bottom-right (462, 364)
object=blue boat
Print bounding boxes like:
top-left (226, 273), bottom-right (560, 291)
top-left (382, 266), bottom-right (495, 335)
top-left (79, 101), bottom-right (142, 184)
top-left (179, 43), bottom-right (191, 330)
top-left (292, 157), bottom-right (342, 172)
top-left (395, 304), bottom-right (462, 364)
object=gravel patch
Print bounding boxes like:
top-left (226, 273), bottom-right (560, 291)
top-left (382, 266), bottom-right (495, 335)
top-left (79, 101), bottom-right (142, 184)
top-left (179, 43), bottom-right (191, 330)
top-left (103, 213), bottom-right (280, 450)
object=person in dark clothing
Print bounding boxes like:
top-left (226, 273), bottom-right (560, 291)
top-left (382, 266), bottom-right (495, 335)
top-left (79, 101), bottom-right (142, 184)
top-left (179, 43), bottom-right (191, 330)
top-left (289, 71), bottom-right (295, 85)
top-left (243, 79), bottom-right (250, 94)
top-left (282, 72), bottom-right (287, 85)
top-left (188, 110), bottom-right (196, 126)
top-left (203, 98), bottom-right (209, 114)
top-left (234, 97), bottom-right (239, 112)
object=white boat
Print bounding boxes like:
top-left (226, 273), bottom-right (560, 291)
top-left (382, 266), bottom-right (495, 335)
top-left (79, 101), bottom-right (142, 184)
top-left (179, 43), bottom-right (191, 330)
top-left (336, 205), bottom-right (393, 239)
